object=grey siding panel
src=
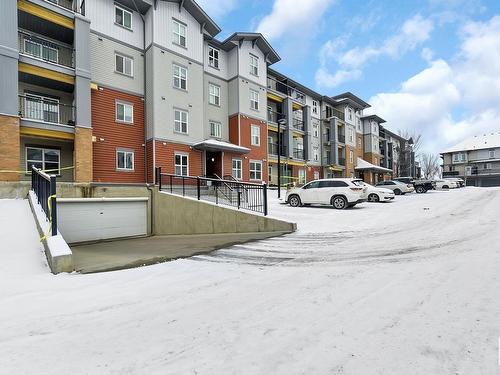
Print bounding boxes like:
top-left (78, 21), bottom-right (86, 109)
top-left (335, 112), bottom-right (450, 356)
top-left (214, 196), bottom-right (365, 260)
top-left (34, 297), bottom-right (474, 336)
top-left (89, 33), bottom-right (144, 95)
top-left (145, 47), bottom-right (155, 139)
top-left (0, 0), bottom-right (18, 115)
top-left (203, 74), bottom-right (229, 140)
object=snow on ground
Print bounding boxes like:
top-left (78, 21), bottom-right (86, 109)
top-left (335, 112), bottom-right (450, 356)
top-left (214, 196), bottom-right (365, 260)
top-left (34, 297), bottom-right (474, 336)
top-left (1, 188), bottom-right (500, 374)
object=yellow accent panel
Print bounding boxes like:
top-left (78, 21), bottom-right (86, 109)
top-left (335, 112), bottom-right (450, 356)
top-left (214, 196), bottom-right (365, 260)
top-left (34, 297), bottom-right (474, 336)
top-left (267, 93), bottom-right (284, 103)
top-left (292, 103), bottom-right (302, 110)
top-left (90, 83), bottom-right (98, 90)
top-left (19, 62), bottom-right (75, 85)
top-left (20, 126), bottom-right (75, 141)
top-left (293, 132), bottom-right (304, 137)
top-left (267, 157), bottom-right (306, 167)
top-left (18, 0), bottom-right (74, 29)
top-left (267, 125), bottom-right (278, 132)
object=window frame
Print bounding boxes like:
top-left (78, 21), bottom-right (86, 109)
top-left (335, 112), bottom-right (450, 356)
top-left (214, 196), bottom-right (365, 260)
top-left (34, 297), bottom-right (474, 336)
top-left (172, 19), bottom-right (187, 48)
top-left (115, 101), bottom-right (134, 124)
top-left (312, 100), bottom-right (318, 115)
top-left (26, 146), bottom-right (61, 175)
top-left (249, 54), bottom-right (259, 76)
top-left (115, 53), bottom-right (133, 77)
top-left (174, 152), bottom-right (189, 176)
top-left (209, 120), bottom-right (222, 139)
top-left (251, 124), bottom-right (261, 146)
top-left (250, 89), bottom-right (259, 111)
top-left (173, 64), bottom-right (187, 90)
top-left (249, 160), bottom-right (262, 181)
top-left (232, 158), bottom-right (242, 180)
top-left (174, 108), bottom-right (188, 134)
top-left (116, 149), bottom-right (135, 171)
top-left (115, 5), bottom-right (132, 30)
top-left (489, 150), bottom-right (495, 159)
top-left (208, 46), bottom-right (219, 69)
top-left (208, 83), bottom-right (220, 106)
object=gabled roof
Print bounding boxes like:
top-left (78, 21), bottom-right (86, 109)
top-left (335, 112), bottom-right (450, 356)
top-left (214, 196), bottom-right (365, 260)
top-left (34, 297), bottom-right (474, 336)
top-left (361, 114), bottom-right (386, 124)
top-left (331, 92), bottom-right (371, 110)
top-left (442, 132), bottom-right (500, 153)
top-left (159, 0), bottom-right (221, 36)
top-left (209, 33), bottom-right (280, 64)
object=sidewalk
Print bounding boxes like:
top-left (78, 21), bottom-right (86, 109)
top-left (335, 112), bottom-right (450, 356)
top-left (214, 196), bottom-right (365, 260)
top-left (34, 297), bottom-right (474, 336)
top-left (71, 232), bottom-right (288, 273)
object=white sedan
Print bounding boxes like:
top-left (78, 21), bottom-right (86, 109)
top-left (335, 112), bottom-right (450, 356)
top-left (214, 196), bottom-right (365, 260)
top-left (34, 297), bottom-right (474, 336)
top-left (356, 180), bottom-right (395, 202)
top-left (434, 179), bottom-right (459, 189)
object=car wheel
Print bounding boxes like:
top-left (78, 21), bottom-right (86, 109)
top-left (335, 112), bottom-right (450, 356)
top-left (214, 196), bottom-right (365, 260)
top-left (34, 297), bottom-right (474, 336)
top-left (416, 186), bottom-right (425, 194)
top-left (442, 185), bottom-right (449, 189)
top-left (394, 189), bottom-right (402, 195)
top-left (368, 193), bottom-right (380, 202)
top-left (331, 196), bottom-right (347, 210)
top-left (288, 195), bottom-right (301, 207)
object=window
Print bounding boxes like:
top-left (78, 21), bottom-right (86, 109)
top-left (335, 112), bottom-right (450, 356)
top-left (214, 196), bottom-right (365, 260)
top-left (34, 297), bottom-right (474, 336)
top-left (115, 101), bottom-right (133, 123)
top-left (312, 100), bottom-right (318, 115)
top-left (172, 20), bottom-right (186, 47)
top-left (349, 150), bottom-right (354, 163)
top-left (304, 181), bottom-right (320, 189)
top-left (249, 54), bottom-right (259, 76)
top-left (208, 46), bottom-right (219, 68)
top-left (251, 125), bottom-right (260, 146)
top-left (348, 108), bottom-right (353, 120)
top-left (489, 150), bottom-right (495, 158)
top-left (249, 160), bottom-right (262, 180)
top-left (313, 124), bottom-right (319, 138)
top-left (115, 5), bottom-right (132, 29)
top-left (357, 137), bottom-right (362, 148)
top-left (26, 147), bottom-right (60, 174)
top-left (313, 147), bottom-right (319, 162)
top-left (208, 83), bottom-right (220, 106)
top-left (115, 53), bottom-right (133, 76)
top-left (268, 166), bottom-right (272, 181)
top-left (314, 171), bottom-right (320, 180)
top-left (174, 109), bottom-right (188, 134)
top-left (484, 163), bottom-right (492, 170)
top-left (250, 89), bottom-right (259, 110)
top-left (210, 121), bottom-right (221, 138)
top-left (174, 153), bottom-right (188, 176)
top-left (24, 39), bottom-right (58, 64)
top-left (319, 180), bottom-right (348, 188)
top-left (173, 64), bottom-right (187, 90)
top-left (349, 128), bottom-right (354, 142)
top-left (298, 169), bottom-right (306, 184)
top-left (116, 149), bottom-right (134, 171)
top-left (232, 159), bottom-right (242, 180)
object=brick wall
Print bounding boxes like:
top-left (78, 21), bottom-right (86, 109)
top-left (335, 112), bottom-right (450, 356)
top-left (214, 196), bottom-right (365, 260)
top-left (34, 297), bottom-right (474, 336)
top-left (0, 115), bottom-right (20, 181)
top-left (237, 114), bottom-right (268, 182)
top-left (92, 86), bottom-right (145, 183)
top-left (155, 140), bottom-right (203, 176)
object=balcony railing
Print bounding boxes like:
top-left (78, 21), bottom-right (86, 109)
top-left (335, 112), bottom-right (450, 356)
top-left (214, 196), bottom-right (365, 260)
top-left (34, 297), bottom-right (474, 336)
top-left (19, 94), bottom-right (75, 126)
top-left (338, 134), bottom-right (345, 143)
top-left (471, 168), bottom-right (500, 175)
top-left (266, 76), bottom-right (306, 104)
top-left (338, 158), bottom-right (346, 166)
top-left (293, 148), bottom-right (305, 160)
top-left (323, 107), bottom-right (345, 121)
top-left (292, 118), bottom-right (304, 131)
top-left (267, 109), bottom-right (284, 124)
top-left (19, 30), bottom-right (74, 68)
top-left (44, 0), bottom-right (79, 12)
top-left (268, 143), bottom-right (287, 157)
top-left (323, 156), bottom-right (332, 165)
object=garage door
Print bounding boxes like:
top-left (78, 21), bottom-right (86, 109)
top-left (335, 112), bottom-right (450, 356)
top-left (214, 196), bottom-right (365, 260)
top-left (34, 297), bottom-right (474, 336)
top-left (57, 197), bottom-right (148, 244)
top-left (481, 177), bottom-right (500, 187)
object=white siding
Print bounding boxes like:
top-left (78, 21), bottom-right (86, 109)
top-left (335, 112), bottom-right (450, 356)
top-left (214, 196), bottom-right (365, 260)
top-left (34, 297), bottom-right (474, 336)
top-left (238, 79), bottom-right (266, 120)
top-left (203, 42), bottom-right (229, 79)
top-left (204, 74), bottom-right (229, 140)
top-left (227, 47), bottom-right (238, 79)
top-left (237, 41), bottom-right (267, 87)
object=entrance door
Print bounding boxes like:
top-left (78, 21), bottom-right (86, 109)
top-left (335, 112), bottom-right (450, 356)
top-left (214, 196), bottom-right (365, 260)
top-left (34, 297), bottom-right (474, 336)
top-left (206, 151), bottom-right (222, 178)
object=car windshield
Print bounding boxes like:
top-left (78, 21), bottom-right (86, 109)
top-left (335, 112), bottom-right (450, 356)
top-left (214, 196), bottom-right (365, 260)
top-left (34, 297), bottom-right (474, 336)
top-left (352, 180), bottom-right (364, 187)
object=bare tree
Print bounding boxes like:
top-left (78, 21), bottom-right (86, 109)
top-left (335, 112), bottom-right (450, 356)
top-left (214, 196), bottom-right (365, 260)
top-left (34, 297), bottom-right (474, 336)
top-left (421, 153), bottom-right (441, 179)
top-left (398, 129), bottom-right (423, 157)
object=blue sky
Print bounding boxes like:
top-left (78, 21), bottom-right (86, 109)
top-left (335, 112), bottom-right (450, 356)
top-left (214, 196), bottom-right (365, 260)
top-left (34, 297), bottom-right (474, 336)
top-left (198, 0), bottom-right (500, 153)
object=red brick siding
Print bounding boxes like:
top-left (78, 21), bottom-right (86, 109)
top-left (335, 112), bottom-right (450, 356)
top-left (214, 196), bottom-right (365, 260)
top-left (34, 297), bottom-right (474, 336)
top-left (306, 166), bottom-right (322, 182)
top-left (146, 139), bottom-right (154, 183)
top-left (92, 86), bottom-right (145, 183)
top-left (229, 115), bottom-right (239, 145)
top-left (237, 115), bottom-right (268, 182)
top-left (154, 140), bottom-right (203, 176)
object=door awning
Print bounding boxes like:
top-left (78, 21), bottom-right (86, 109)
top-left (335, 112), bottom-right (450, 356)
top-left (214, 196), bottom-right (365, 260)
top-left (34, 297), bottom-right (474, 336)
top-left (355, 157), bottom-right (392, 173)
top-left (192, 139), bottom-right (250, 154)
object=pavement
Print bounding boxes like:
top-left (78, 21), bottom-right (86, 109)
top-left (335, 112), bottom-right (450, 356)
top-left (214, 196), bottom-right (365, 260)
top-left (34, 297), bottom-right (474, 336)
top-left (71, 232), bottom-right (288, 273)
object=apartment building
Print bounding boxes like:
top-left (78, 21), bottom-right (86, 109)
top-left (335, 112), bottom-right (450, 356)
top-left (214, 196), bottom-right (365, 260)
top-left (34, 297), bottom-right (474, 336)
top-left (442, 133), bottom-right (500, 187)
top-left (266, 68), bottom-right (322, 185)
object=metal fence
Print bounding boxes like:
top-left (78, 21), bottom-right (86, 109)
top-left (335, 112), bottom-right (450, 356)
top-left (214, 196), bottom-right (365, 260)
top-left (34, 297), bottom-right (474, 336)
top-left (18, 30), bottom-right (74, 68)
top-left (31, 166), bottom-right (57, 236)
top-left (19, 94), bottom-right (75, 126)
top-left (156, 168), bottom-right (268, 215)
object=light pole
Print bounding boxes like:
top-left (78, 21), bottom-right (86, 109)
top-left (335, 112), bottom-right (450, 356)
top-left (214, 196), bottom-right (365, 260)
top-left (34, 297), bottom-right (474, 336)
top-left (408, 137), bottom-right (414, 177)
top-left (277, 118), bottom-right (287, 198)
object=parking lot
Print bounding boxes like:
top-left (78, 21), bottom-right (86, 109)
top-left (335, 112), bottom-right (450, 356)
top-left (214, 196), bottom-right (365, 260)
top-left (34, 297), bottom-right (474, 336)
top-left (2, 187), bottom-right (500, 374)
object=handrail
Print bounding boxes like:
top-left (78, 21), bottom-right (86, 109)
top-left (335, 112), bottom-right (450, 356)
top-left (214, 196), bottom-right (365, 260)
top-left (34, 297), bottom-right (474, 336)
top-left (31, 166), bottom-right (57, 236)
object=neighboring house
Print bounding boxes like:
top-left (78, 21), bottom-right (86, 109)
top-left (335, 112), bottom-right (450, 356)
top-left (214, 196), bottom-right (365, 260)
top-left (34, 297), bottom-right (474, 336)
top-left (441, 133), bottom-right (500, 187)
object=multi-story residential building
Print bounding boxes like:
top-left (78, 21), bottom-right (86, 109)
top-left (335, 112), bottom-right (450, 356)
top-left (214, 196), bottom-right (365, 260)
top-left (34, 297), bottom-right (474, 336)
top-left (441, 133), bottom-right (500, 187)
top-left (266, 68), bottom-right (322, 185)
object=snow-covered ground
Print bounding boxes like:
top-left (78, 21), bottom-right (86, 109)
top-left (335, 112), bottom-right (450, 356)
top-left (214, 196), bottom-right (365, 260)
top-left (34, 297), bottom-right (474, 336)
top-left (1, 188), bottom-right (500, 374)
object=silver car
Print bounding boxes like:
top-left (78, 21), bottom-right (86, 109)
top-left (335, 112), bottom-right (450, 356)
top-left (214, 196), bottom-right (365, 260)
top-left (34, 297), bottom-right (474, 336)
top-left (375, 180), bottom-right (414, 195)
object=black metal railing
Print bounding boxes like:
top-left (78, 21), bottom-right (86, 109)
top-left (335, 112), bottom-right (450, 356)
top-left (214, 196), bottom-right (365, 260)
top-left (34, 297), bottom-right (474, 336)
top-left (338, 157), bottom-right (346, 166)
top-left (443, 171), bottom-right (459, 177)
top-left (323, 156), bottom-right (333, 165)
top-left (293, 148), bottom-right (305, 160)
top-left (44, 0), bottom-right (79, 12)
top-left (338, 134), bottom-right (346, 143)
top-left (266, 76), bottom-right (306, 104)
top-left (267, 109), bottom-right (284, 124)
top-left (268, 143), bottom-right (287, 156)
top-left (19, 94), bottom-right (75, 126)
top-left (31, 166), bottom-right (57, 236)
top-left (292, 118), bottom-right (304, 131)
top-left (18, 30), bottom-right (74, 68)
top-left (323, 107), bottom-right (345, 121)
top-left (471, 168), bottom-right (500, 175)
top-left (156, 168), bottom-right (268, 215)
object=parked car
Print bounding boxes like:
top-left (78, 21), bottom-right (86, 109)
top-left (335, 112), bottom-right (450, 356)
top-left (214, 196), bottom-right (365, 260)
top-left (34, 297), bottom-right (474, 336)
top-left (375, 180), bottom-right (414, 195)
top-left (444, 177), bottom-right (465, 188)
top-left (434, 179), bottom-right (459, 189)
top-left (285, 178), bottom-right (368, 209)
top-left (394, 177), bottom-right (435, 193)
top-left (355, 180), bottom-right (395, 202)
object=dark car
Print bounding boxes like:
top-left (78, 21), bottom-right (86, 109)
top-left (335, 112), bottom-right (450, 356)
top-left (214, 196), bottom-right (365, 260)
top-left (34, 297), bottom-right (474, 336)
top-left (394, 177), bottom-right (435, 194)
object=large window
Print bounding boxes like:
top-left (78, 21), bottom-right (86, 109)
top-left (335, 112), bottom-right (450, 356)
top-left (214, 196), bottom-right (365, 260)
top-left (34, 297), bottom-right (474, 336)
top-left (26, 147), bottom-right (60, 174)
top-left (208, 83), bottom-right (220, 106)
top-left (173, 64), bottom-right (187, 90)
top-left (174, 153), bottom-right (189, 176)
top-left (313, 124), bottom-right (319, 138)
top-left (208, 46), bottom-right (219, 68)
top-left (349, 150), bottom-right (354, 163)
top-left (116, 101), bottom-right (133, 123)
top-left (210, 121), bottom-right (221, 138)
top-left (249, 54), bottom-right (259, 76)
top-left (116, 149), bottom-right (134, 171)
top-left (174, 109), bottom-right (188, 134)
top-left (251, 125), bottom-right (260, 146)
top-left (489, 150), bottom-right (495, 158)
top-left (249, 160), bottom-right (262, 180)
top-left (232, 159), bottom-right (242, 180)
top-left (312, 100), bottom-right (318, 115)
top-left (115, 53), bottom-right (133, 77)
top-left (250, 89), bottom-right (259, 111)
top-left (115, 5), bottom-right (132, 29)
top-left (313, 147), bottom-right (319, 162)
top-left (172, 19), bottom-right (186, 47)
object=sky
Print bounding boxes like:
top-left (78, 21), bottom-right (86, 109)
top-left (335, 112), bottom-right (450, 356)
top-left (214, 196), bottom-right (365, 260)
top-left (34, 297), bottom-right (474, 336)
top-left (197, 0), bottom-right (500, 154)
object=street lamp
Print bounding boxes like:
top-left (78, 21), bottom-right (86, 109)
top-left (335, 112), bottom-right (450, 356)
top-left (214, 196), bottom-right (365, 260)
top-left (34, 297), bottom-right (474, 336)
top-left (408, 137), bottom-right (414, 177)
top-left (277, 118), bottom-right (287, 198)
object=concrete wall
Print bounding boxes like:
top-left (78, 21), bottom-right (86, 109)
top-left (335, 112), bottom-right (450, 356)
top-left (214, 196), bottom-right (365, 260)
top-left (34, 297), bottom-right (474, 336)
top-left (153, 189), bottom-right (296, 235)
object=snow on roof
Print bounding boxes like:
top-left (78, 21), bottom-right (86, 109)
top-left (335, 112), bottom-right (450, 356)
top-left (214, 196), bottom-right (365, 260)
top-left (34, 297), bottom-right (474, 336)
top-left (442, 132), bottom-right (500, 153)
top-left (355, 157), bottom-right (393, 173)
top-left (192, 139), bottom-right (250, 153)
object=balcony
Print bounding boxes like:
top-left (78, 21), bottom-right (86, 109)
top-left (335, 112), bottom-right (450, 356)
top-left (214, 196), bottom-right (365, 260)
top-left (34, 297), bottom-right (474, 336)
top-left (18, 30), bottom-right (74, 69)
top-left (293, 148), bottom-right (305, 160)
top-left (19, 94), bottom-right (75, 126)
top-left (338, 158), bottom-right (346, 166)
top-left (267, 109), bottom-right (284, 124)
top-left (266, 76), bottom-right (306, 104)
top-left (338, 134), bottom-right (345, 143)
top-left (471, 168), bottom-right (500, 175)
top-left (43, 0), bottom-right (79, 12)
top-left (323, 156), bottom-right (332, 165)
top-left (268, 143), bottom-right (287, 157)
top-left (323, 107), bottom-right (345, 121)
top-left (292, 118), bottom-right (304, 131)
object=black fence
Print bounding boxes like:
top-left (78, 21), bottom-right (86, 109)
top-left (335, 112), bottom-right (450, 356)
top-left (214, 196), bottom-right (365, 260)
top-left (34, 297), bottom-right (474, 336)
top-left (156, 168), bottom-right (268, 215)
top-left (31, 166), bottom-right (57, 236)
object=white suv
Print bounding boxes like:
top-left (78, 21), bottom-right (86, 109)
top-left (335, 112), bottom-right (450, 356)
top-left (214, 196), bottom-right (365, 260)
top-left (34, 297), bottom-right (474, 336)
top-left (285, 178), bottom-right (368, 209)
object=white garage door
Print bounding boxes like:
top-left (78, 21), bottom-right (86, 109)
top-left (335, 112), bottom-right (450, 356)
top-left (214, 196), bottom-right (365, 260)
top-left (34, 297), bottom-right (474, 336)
top-left (57, 198), bottom-right (148, 244)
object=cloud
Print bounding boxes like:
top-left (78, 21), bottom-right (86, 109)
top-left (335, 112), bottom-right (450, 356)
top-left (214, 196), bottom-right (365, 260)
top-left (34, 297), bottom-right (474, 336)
top-left (195, 0), bottom-right (238, 20)
top-left (255, 0), bottom-right (334, 41)
top-left (367, 16), bottom-right (500, 154)
top-left (316, 15), bottom-right (434, 88)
